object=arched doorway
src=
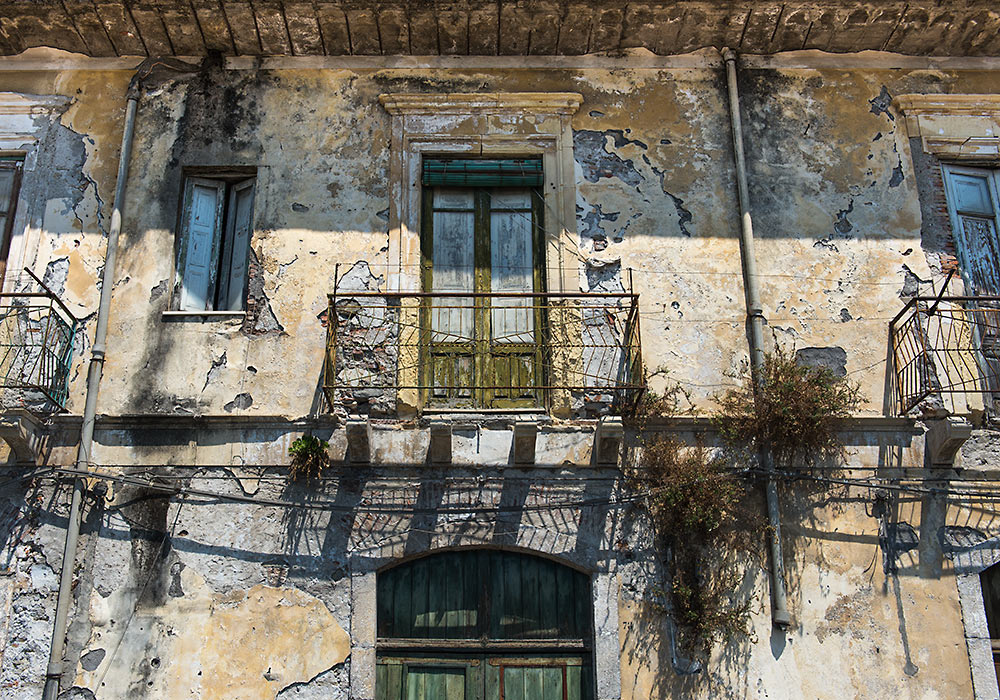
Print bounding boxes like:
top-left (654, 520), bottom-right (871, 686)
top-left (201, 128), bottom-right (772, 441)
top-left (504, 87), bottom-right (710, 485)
top-left (376, 549), bottom-right (594, 700)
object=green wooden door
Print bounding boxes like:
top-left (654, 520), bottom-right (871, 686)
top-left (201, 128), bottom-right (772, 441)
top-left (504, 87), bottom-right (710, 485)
top-left (421, 183), bottom-right (545, 410)
top-left (377, 657), bottom-right (481, 700)
top-left (378, 655), bottom-right (588, 700)
top-left (377, 552), bottom-right (593, 700)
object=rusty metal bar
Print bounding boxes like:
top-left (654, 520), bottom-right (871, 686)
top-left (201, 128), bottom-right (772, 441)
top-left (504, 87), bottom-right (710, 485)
top-left (890, 295), bottom-right (1000, 414)
top-left (329, 291), bottom-right (639, 299)
top-left (23, 267), bottom-right (78, 323)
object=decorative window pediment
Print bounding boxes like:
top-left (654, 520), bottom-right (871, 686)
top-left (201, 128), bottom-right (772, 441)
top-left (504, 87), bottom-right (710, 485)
top-left (895, 94), bottom-right (1000, 160)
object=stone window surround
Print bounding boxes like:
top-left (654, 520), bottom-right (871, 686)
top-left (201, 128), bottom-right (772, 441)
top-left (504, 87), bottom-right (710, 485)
top-left (349, 93), bottom-right (623, 700)
top-left (0, 92), bottom-right (69, 292)
top-left (378, 92), bottom-right (583, 296)
top-left (895, 94), bottom-right (1000, 161)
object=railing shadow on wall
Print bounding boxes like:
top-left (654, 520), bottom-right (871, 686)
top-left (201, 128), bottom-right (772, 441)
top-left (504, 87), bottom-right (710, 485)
top-left (323, 284), bottom-right (645, 418)
top-left (0, 269), bottom-right (78, 413)
top-left (890, 294), bottom-right (1000, 417)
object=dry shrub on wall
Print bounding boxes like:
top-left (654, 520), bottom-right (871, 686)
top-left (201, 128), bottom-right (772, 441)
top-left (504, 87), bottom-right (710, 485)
top-left (624, 433), bottom-right (762, 652)
top-left (715, 346), bottom-right (862, 470)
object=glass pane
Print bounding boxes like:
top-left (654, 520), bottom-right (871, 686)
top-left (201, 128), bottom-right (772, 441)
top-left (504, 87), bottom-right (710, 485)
top-left (432, 188), bottom-right (474, 343)
top-left (952, 173), bottom-right (995, 215)
top-left (0, 170), bottom-right (15, 215)
top-left (490, 189), bottom-right (534, 344)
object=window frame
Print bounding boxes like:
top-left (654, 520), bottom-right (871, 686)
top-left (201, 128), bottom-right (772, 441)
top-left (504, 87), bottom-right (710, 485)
top-left (419, 180), bottom-right (547, 410)
top-left (378, 92), bottom-right (583, 417)
top-left (0, 155), bottom-right (24, 284)
top-left (170, 170), bottom-right (257, 315)
top-left (941, 163), bottom-right (1000, 298)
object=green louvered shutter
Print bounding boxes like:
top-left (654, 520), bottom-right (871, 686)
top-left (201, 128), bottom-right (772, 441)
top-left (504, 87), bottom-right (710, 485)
top-left (422, 158), bottom-right (543, 187)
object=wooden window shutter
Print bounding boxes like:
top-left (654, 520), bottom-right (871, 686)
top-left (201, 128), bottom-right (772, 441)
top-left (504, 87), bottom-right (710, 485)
top-left (422, 158), bottom-right (543, 187)
top-left (177, 178), bottom-right (226, 311)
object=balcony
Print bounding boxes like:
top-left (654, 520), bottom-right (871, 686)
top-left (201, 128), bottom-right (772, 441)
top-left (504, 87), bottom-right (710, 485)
top-left (0, 274), bottom-right (78, 413)
top-left (890, 295), bottom-right (1000, 415)
top-left (324, 289), bottom-right (644, 417)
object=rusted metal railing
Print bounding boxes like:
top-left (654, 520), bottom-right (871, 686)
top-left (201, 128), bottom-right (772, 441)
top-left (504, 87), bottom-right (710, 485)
top-left (0, 270), bottom-right (78, 412)
top-left (890, 295), bottom-right (1000, 415)
top-left (324, 286), bottom-right (644, 416)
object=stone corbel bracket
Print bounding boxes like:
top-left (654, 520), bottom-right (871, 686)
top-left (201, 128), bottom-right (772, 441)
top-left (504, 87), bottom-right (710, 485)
top-left (594, 417), bottom-right (623, 467)
top-left (925, 416), bottom-right (973, 466)
top-left (346, 419), bottom-right (372, 464)
top-left (0, 410), bottom-right (45, 464)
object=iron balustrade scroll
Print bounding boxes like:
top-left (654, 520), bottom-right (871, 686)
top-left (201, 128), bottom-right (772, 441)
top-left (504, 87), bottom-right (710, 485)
top-left (0, 270), bottom-right (78, 412)
top-left (324, 287), bottom-right (645, 416)
top-left (890, 295), bottom-right (1000, 415)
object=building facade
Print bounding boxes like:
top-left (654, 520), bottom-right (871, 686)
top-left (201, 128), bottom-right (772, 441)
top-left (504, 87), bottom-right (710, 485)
top-left (0, 2), bottom-right (998, 699)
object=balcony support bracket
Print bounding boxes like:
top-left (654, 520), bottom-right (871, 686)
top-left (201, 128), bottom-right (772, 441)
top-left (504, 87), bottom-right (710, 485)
top-left (925, 416), bottom-right (973, 466)
top-left (346, 419), bottom-right (372, 464)
top-left (0, 410), bottom-right (44, 464)
top-left (594, 417), bottom-right (623, 466)
top-left (513, 422), bottom-right (538, 465)
top-left (428, 422), bottom-right (452, 465)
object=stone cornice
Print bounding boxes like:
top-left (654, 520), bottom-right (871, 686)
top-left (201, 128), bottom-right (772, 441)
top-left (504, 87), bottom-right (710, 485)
top-left (379, 92), bottom-right (583, 116)
top-left (895, 94), bottom-right (1000, 119)
top-left (894, 93), bottom-right (1000, 159)
top-left (0, 92), bottom-right (70, 115)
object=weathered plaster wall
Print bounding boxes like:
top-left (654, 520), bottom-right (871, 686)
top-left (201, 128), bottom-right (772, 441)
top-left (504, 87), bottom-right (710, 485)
top-left (1, 50), bottom-right (999, 700)
top-left (6, 421), bottom-right (996, 700)
top-left (0, 67), bottom-right (129, 413)
top-left (620, 494), bottom-right (975, 699)
top-left (8, 57), bottom-right (976, 419)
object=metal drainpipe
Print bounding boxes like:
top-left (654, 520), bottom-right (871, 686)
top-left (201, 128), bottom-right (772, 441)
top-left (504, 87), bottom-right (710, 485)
top-left (42, 84), bottom-right (140, 700)
top-left (721, 47), bottom-right (792, 629)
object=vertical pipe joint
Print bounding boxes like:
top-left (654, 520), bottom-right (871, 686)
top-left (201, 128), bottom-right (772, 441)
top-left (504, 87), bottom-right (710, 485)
top-left (722, 47), bottom-right (792, 630)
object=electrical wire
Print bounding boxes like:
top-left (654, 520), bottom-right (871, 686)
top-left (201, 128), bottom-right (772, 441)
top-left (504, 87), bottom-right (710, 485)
top-left (13, 463), bottom-right (1000, 517)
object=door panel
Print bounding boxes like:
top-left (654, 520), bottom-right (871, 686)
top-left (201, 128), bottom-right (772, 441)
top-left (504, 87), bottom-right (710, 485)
top-left (427, 188), bottom-right (477, 406)
top-left (380, 656), bottom-right (588, 700)
top-left (405, 666), bottom-right (467, 700)
top-left (377, 657), bottom-right (481, 700)
top-left (178, 178), bottom-right (225, 311)
top-left (485, 658), bottom-right (586, 700)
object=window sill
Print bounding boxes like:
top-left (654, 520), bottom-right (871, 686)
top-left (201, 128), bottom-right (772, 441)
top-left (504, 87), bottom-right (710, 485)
top-left (161, 310), bottom-right (246, 319)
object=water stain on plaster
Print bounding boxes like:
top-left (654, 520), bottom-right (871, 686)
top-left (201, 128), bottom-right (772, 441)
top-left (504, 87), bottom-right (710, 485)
top-left (574, 129), bottom-right (645, 187)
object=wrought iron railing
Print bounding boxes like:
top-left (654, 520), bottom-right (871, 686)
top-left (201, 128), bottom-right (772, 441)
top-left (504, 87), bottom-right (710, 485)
top-left (0, 271), bottom-right (78, 412)
top-left (324, 288), bottom-right (644, 416)
top-left (890, 295), bottom-right (1000, 415)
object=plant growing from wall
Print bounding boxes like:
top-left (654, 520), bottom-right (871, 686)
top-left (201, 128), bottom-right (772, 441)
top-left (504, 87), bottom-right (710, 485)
top-left (624, 435), bottom-right (759, 651)
top-left (288, 434), bottom-right (329, 482)
top-left (625, 349), bottom-right (860, 652)
top-left (715, 345), bottom-right (862, 471)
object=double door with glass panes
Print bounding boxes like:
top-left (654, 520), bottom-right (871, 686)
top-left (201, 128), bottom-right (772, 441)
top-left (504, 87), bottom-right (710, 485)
top-left (377, 654), bottom-right (589, 700)
top-left (421, 186), bottom-right (544, 409)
